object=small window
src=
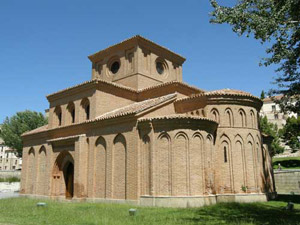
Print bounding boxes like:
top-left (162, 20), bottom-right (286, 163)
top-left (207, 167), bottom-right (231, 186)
top-left (85, 104), bottom-right (90, 120)
top-left (58, 112), bottom-right (62, 126)
top-left (71, 108), bottom-right (75, 123)
top-left (110, 61), bottom-right (120, 74)
top-left (272, 105), bottom-right (276, 112)
top-left (274, 114), bottom-right (279, 120)
top-left (55, 106), bottom-right (62, 126)
top-left (224, 146), bottom-right (228, 163)
top-left (156, 61), bottom-right (164, 74)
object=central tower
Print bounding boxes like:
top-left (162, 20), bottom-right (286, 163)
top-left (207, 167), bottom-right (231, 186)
top-left (88, 35), bottom-right (185, 90)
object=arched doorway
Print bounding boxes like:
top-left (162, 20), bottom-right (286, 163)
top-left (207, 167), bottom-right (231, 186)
top-left (64, 162), bottom-right (74, 199)
top-left (52, 151), bottom-right (75, 199)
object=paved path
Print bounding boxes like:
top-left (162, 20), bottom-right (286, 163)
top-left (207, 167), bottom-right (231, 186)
top-left (0, 192), bottom-right (19, 199)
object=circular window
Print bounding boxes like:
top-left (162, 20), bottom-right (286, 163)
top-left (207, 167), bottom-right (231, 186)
top-left (110, 61), bottom-right (120, 74)
top-left (156, 61), bottom-right (164, 75)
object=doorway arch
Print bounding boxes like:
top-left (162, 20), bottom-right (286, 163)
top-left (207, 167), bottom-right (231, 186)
top-left (52, 151), bottom-right (74, 199)
top-left (64, 162), bottom-right (74, 198)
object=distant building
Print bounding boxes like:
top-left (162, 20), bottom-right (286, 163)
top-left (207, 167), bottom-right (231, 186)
top-left (261, 95), bottom-right (298, 129)
top-left (0, 138), bottom-right (22, 171)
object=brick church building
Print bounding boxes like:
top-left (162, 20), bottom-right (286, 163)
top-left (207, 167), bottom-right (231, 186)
top-left (20, 36), bottom-right (275, 207)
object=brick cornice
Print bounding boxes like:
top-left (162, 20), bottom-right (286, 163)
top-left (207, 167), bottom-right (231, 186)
top-left (88, 35), bottom-right (186, 65)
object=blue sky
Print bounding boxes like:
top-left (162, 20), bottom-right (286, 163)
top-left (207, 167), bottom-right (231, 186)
top-left (0, 0), bottom-right (277, 122)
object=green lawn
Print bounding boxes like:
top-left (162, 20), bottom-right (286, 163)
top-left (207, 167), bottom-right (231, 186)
top-left (0, 198), bottom-right (299, 225)
top-left (273, 157), bottom-right (300, 169)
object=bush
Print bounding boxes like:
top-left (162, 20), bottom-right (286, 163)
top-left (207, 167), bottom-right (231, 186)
top-left (0, 176), bottom-right (20, 183)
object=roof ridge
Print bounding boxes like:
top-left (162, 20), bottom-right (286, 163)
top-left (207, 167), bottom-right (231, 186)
top-left (137, 81), bottom-right (204, 93)
top-left (22, 124), bottom-right (48, 136)
top-left (46, 78), bottom-right (138, 99)
top-left (96, 93), bottom-right (177, 120)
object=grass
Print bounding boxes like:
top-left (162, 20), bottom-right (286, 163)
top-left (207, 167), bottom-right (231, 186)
top-left (0, 176), bottom-right (20, 183)
top-left (272, 157), bottom-right (300, 169)
top-left (0, 198), bottom-right (299, 225)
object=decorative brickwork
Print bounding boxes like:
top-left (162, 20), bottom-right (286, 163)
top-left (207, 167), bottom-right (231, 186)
top-left (20, 36), bottom-right (275, 207)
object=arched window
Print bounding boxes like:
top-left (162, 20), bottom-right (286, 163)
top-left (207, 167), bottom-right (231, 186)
top-left (81, 98), bottom-right (90, 121)
top-left (225, 108), bottom-right (233, 127)
top-left (224, 146), bottom-right (228, 163)
top-left (238, 109), bottom-right (246, 127)
top-left (210, 108), bottom-right (219, 123)
top-left (54, 106), bottom-right (62, 126)
top-left (250, 110), bottom-right (255, 128)
top-left (67, 102), bottom-right (75, 124)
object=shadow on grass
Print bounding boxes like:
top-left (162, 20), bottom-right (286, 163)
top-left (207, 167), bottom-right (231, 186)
top-left (275, 194), bottom-right (300, 204)
top-left (182, 202), bottom-right (300, 225)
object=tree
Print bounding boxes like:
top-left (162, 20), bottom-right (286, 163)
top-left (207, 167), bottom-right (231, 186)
top-left (0, 111), bottom-right (48, 156)
top-left (281, 116), bottom-right (300, 151)
top-left (260, 90), bottom-right (265, 100)
top-left (210, 0), bottom-right (300, 114)
top-left (259, 116), bottom-right (284, 156)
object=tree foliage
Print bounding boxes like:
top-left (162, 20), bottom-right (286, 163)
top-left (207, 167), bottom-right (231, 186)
top-left (259, 116), bottom-right (284, 156)
top-left (281, 116), bottom-right (300, 150)
top-left (0, 111), bottom-right (48, 156)
top-left (210, 0), bottom-right (300, 114)
top-left (260, 90), bottom-right (265, 99)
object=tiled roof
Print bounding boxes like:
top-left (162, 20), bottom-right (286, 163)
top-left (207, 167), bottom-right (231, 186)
top-left (263, 95), bottom-right (283, 102)
top-left (46, 79), bottom-right (202, 100)
top-left (22, 125), bottom-right (48, 136)
top-left (88, 35), bottom-right (185, 63)
top-left (176, 88), bottom-right (260, 102)
top-left (96, 93), bottom-right (177, 120)
top-left (205, 88), bottom-right (252, 96)
top-left (138, 114), bottom-right (218, 123)
top-left (46, 79), bottom-right (137, 99)
top-left (137, 81), bottom-right (204, 93)
top-left (47, 134), bottom-right (85, 143)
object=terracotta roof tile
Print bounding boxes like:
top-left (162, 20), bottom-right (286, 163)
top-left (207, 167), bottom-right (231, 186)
top-left (263, 95), bottom-right (283, 102)
top-left (22, 125), bottom-right (48, 136)
top-left (137, 81), bottom-right (204, 93)
top-left (176, 88), bottom-right (260, 102)
top-left (46, 79), bottom-right (137, 99)
top-left (205, 88), bottom-right (252, 96)
top-left (96, 93), bottom-right (177, 120)
top-left (47, 134), bottom-right (85, 143)
top-left (138, 114), bottom-right (218, 123)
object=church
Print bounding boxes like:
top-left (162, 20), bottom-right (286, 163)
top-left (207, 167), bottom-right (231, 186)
top-left (20, 35), bottom-right (275, 207)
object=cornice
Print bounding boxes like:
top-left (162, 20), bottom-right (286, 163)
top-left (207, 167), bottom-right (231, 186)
top-left (46, 79), bottom-right (203, 103)
top-left (88, 35), bottom-right (186, 65)
top-left (46, 79), bottom-right (137, 102)
top-left (138, 114), bottom-right (217, 123)
top-left (175, 91), bottom-right (263, 110)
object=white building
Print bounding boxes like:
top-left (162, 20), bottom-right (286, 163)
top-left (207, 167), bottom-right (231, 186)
top-left (261, 95), bottom-right (298, 129)
top-left (0, 138), bottom-right (22, 171)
